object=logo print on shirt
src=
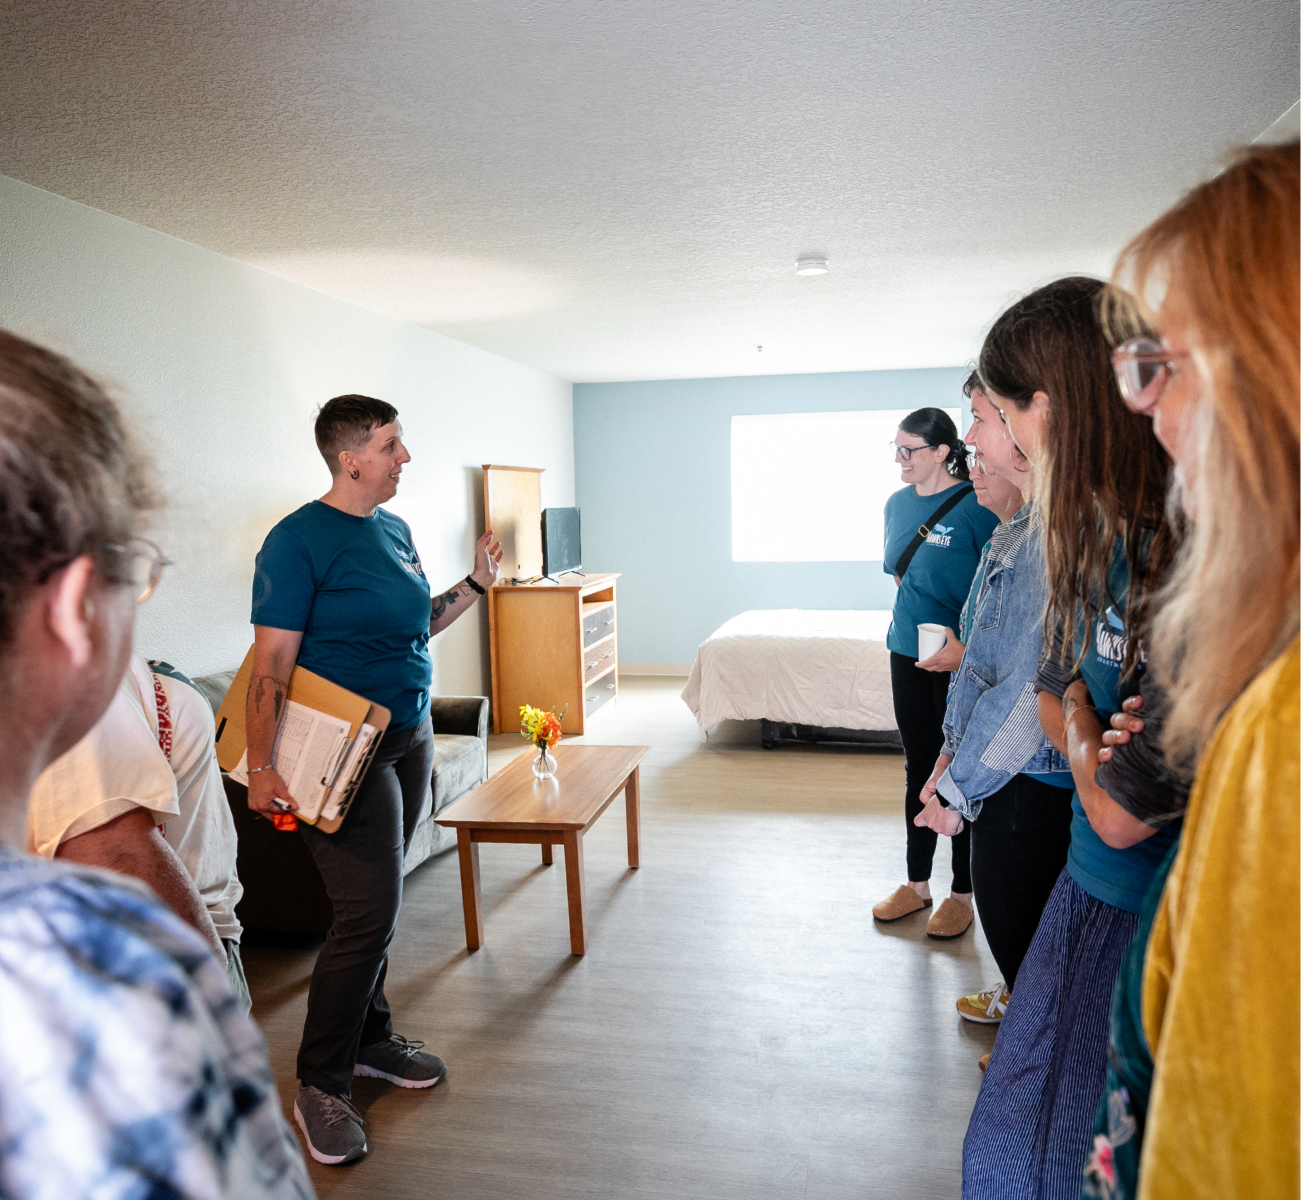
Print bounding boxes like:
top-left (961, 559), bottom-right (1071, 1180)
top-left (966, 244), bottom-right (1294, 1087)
top-left (926, 523), bottom-right (954, 547)
top-left (1095, 606), bottom-right (1128, 665)
top-left (401, 551), bottom-right (425, 577)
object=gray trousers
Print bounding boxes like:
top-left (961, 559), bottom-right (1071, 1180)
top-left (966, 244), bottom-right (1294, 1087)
top-left (294, 718), bottom-right (435, 1095)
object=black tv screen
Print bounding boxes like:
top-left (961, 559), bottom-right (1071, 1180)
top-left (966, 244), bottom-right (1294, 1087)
top-left (542, 507), bottom-right (581, 576)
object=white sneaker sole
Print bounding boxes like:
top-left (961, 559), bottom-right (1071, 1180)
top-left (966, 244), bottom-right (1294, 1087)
top-left (293, 1100), bottom-right (367, 1165)
top-left (353, 1062), bottom-right (445, 1089)
top-left (956, 1005), bottom-right (1005, 1025)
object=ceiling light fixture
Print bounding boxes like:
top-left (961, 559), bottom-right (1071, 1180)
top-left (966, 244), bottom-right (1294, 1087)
top-left (795, 256), bottom-right (829, 276)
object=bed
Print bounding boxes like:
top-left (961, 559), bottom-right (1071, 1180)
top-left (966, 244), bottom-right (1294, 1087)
top-left (680, 609), bottom-right (901, 748)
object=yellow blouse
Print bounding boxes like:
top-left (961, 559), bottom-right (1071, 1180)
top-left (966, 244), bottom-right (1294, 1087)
top-left (1139, 636), bottom-right (1299, 1200)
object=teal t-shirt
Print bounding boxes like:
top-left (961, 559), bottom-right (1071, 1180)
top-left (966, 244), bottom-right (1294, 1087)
top-left (883, 483), bottom-right (998, 658)
top-left (1064, 546), bottom-right (1181, 914)
top-left (251, 501), bottom-right (434, 731)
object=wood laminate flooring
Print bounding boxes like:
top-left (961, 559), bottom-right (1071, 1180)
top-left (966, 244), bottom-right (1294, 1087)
top-left (244, 677), bottom-right (998, 1199)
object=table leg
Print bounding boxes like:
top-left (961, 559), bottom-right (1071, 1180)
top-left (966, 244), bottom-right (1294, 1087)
top-left (625, 766), bottom-right (641, 868)
top-left (563, 830), bottom-right (586, 955)
top-left (541, 841), bottom-right (553, 866)
top-left (457, 829), bottom-right (484, 951)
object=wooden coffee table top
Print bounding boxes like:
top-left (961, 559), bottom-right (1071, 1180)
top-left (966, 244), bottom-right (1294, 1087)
top-left (435, 743), bottom-right (650, 831)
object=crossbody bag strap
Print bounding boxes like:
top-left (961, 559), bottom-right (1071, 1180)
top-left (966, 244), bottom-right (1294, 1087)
top-left (893, 484), bottom-right (974, 579)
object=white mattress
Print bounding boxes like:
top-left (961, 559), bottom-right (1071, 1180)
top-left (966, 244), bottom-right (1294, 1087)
top-left (680, 609), bottom-right (897, 740)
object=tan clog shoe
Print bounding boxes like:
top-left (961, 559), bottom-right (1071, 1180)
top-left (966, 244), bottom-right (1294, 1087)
top-left (926, 897), bottom-right (975, 939)
top-left (872, 885), bottom-right (933, 921)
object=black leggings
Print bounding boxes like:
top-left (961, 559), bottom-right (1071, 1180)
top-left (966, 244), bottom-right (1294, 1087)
top-left (890, 652), bottom-right (971, 893)
top-left (968, 773), bottom-right (1075, 988)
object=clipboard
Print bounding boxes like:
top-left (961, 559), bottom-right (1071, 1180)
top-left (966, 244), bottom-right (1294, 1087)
top-left (213, 646), bottom-right (391, 833)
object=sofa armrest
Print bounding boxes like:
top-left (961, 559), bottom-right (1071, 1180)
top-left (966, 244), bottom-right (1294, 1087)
top-left (428, 695), bottom-right (489, 741)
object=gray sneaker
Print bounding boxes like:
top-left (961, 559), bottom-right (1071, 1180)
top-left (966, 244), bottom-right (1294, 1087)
top-left (354, 1034), bottom-right (447, 1089)
top-left (294, 1086), bottom-right (367, 1165)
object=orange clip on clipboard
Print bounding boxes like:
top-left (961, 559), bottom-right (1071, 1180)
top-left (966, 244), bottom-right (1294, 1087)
top-left (212, 646), bottom-right (390, 834)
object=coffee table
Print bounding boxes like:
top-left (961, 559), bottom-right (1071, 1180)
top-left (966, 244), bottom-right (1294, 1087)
top-left (434, 743), bottom-right (649, 955)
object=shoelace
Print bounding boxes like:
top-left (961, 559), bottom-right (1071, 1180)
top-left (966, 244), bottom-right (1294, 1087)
top-left (389, 1035), bottom-right (426, 1059)
top-left (982, 983), bottom-right (1008, 1018)
top-left (319, 1091), bottom-right (364, 1128)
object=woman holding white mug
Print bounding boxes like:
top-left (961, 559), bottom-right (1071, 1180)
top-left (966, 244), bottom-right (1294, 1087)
top-left (874, 392), bottom-right (998, 938)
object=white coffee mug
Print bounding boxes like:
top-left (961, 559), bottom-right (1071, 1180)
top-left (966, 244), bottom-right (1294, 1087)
top-left (917, 623), bottom-right (947, 661)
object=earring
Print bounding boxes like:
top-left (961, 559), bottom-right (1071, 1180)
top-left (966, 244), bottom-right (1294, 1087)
top-left (350, 469), bottom-right (360, 480)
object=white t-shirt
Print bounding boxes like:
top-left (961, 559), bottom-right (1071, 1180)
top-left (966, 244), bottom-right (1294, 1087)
top-left (26, 658), bottom-right (244, 941)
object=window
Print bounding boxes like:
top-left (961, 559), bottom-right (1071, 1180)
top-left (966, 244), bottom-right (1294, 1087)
top-left (730, 408), bottom-right (962, 562)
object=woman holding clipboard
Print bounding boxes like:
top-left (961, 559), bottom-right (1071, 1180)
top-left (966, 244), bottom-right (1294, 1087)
top-left (247, 393), bottom-right (502, 1167)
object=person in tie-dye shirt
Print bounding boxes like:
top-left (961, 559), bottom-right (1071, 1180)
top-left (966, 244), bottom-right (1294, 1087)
top-left (0, 329), bottom-right (314, 1199)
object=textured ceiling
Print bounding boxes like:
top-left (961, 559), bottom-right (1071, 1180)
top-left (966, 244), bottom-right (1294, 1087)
top-left (1, 0), bottom-right (1297, 382)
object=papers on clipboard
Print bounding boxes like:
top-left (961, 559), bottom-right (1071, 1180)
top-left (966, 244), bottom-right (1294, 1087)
top-left (213, 646), bottom-right (391, 833)
top-left (228, 703), bottom-right (380, 823)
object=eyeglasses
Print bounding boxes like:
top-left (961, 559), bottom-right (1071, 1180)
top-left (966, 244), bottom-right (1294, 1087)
top-left (104, 538), bottom-right (173, 604)
top-left (1112, 337), bottom-right (1191, 413)
top-left (890, 441), bottom-right (935, 461)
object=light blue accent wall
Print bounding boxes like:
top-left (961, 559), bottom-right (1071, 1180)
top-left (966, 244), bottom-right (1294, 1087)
top-left (574, 367), bottom-right (971, 665)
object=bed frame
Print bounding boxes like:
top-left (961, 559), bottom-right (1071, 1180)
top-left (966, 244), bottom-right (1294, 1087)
top-left (759, 720), bottom-right (902, 751)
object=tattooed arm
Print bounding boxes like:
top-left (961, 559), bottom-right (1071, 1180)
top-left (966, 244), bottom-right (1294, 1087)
top-left (428, 531), bottom-right (504, 635)
top-left (245, 625), bottom-right (304, 818)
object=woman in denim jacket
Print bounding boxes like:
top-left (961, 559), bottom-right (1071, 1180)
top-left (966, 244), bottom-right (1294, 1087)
top-left (915, 383), bottom-right (1074, 1032)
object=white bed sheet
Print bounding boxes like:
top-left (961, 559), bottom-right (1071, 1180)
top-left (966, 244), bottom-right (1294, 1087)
top-left (681, 609), bottom-right (897, 740)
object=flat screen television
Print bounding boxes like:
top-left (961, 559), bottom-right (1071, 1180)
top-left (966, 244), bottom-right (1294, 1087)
top-left (542, 507), bottom-right (582, 577)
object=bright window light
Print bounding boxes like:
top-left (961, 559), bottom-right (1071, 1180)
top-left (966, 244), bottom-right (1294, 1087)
top-left (731, 408), bottom-right (962, 562)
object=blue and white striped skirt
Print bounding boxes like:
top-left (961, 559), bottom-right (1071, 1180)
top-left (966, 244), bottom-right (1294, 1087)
top-left (962, 869), bottom-right (1138, 1200)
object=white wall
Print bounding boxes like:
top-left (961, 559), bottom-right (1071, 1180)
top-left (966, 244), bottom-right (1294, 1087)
top-left (0, 174), bottom-right (574, 693)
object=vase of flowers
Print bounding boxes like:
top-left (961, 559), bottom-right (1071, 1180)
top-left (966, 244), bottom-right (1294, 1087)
top-left (520, 704), bottom-right (566, 780)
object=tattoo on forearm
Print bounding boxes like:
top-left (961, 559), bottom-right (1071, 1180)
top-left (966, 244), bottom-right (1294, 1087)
top-left (250, 673), bottom-right (287, 721)
top-left (431, 584), bottom-right (468, 622)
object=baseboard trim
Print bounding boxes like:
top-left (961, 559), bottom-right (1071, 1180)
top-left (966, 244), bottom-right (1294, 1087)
top-left (620, 663), bottom-right (693, 677)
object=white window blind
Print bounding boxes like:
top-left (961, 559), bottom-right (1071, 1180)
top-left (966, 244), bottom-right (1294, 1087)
top-left (730, 408), bottom-right (962, 562)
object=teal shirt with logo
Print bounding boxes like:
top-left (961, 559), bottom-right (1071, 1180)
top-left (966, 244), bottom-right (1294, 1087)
top-left (883, 483), bottom-right (999, 658)
top-left (1064, 544), bottom-right (1181, 914)
top-left (251, 501), bottom-right (434, 731)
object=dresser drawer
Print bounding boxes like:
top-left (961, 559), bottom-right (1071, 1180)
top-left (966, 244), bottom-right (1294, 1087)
top-left (582, 605), bottom-right (616, 648)
top-left (584, 677), bottom-right (617, 717)
top-left (584, 642), bottom-right (617, 683)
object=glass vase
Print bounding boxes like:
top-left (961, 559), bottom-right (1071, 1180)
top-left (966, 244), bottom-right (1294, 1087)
top-left (532, 743), bottom-right (556, 780)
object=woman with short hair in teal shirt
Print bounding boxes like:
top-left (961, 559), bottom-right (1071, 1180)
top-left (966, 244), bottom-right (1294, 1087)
top-left (873, 405), bottom-right (998, 938)
top-left (247, 394), bottom-right (503, 1167)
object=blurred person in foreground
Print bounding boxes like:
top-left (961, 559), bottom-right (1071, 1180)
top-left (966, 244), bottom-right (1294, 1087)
top-left (26, 654), bottom-right (251, 1012)
top-left (1082, 140), bottom-right (1299, 1200)
top-left (0, 329), bottom-right (313, 1199)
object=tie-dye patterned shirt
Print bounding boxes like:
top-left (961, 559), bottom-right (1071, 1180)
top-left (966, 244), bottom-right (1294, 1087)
top-left (0, 848), bottom-right (314, 1200)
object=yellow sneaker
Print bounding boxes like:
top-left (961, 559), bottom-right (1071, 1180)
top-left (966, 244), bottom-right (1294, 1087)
top-left (956, 983), bottom-right (1009, 1024)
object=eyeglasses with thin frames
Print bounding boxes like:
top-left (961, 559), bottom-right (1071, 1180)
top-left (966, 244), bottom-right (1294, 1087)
top-left (1112, 337), bottom-right (1192, 414)
top-left (104, 538), bottom-right (173, 604)
top-left (890, 441), bottom-right (936, 461)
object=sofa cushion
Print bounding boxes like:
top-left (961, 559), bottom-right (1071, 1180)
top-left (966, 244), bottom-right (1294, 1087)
top-left (190, 669), bottom-right (238, 716)
top-left (432, 734), bottom-right (487, 813)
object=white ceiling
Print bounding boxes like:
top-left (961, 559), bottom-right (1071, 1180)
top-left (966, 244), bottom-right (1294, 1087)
top-left (1, 0), bottom-right (1296, 382)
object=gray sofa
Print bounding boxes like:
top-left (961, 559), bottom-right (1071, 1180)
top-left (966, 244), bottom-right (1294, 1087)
top-left (191, 667), bottom-right (488, 935)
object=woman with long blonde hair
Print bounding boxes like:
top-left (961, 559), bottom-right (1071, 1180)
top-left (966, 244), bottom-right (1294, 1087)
top-left (1083, 140), bottom-right (1299, 1199)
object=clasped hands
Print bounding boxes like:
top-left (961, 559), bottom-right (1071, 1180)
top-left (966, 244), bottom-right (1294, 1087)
top-left (909, 693), bottom-right (1148, 842)
top-left (913, 752), bottom-right (964, 836)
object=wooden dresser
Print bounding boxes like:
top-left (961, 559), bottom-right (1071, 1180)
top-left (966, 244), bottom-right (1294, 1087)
top-left (487, 573), bottom-right (620, 735)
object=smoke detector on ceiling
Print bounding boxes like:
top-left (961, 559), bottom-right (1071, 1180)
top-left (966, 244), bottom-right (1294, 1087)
top-left (795, 256), bottom-right (829, 276)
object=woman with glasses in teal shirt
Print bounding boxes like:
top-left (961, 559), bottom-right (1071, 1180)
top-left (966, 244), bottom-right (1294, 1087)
top-left (873, 403), bottom-right (999, 939)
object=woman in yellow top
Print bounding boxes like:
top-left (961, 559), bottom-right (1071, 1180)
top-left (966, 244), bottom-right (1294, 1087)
top-left (1087, 140), bottom-right (1299, 1198)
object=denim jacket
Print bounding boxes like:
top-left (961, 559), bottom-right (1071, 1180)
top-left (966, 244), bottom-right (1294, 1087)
top-left (936, 506), bottom-right (1072, 819)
